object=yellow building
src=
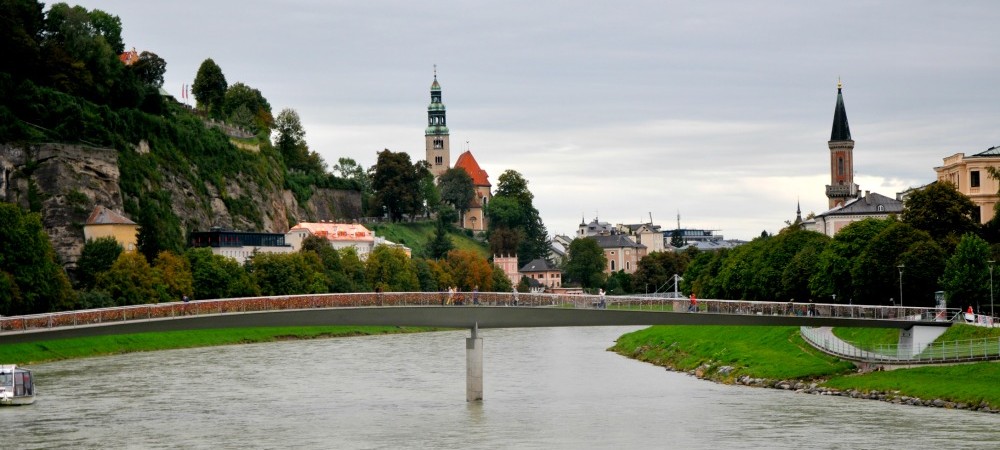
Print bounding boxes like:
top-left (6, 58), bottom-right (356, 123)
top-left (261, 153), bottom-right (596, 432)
top-left (935, 146), bottom-right (1000, 224)
top-left (83, 206), bottom-right (139, 251)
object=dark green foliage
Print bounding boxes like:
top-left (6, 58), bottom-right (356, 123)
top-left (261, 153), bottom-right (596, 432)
top-left (902, 181), bottom-right (978, 251)
top-left (76, 236), bottom-right (123, 289)
top-left (941, 233), bottom-right (992, 310)
top-left (438, 167), bottom-right (474, 217)
top-left (606, 270), bottom-right (633, 295)
top-left (222, 82), bottom-right (272, 134)
top-left (851, 222), bottom-right (935, 306)
top-left (185, 248), bottom-right (257, 300)
top-left (192, 58), bottom-right (227, 117)
top-left (427, 217), bottom-right (455, 259)
top-left (365, 245), bottom-right (419, 292)
top-left (486, 170), bottom-right (549, 266)
top-left (565, 237), bottom-right (606, 288)
top-left (670, 230), bottom-right (684, 248)
top-left (632, 250), bottom-right (690, 294)
top-left (491, 264), bottom-right (513, 293)
top-left (250, 252), bottom-right (327, 296)
top-left (371, 149), bottom-right (429, 222)
top-left (129, 51), bottom-right (166, 87)
top-left (136, 191), bottom-right (184, 263)
top-left (0, 202), bottom-right (75, 314)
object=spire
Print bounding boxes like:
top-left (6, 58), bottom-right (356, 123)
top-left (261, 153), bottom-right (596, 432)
top-left (831, 78), bottom-right (852, 141)
top-left (795, 199), bottom-right (803, 224)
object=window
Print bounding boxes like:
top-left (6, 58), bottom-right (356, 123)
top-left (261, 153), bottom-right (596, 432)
top-left (434, 156), bottom-right (443, 165)
top-left (626, 261), bottom-right (631, 271)
top-left (434, 139), bottom-right (444, 149)
top-left (971, 170), bottom-right (981, 188)
top-left (610, 260), bottom-right (616, 271)
top-left (838, 157), bottom-right (844, 177)
top-left (877, 205), bottom-right (884, 212)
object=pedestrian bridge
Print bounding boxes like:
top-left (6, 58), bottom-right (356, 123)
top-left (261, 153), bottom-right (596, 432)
top-left (0, 292), bottom-right (983, 401)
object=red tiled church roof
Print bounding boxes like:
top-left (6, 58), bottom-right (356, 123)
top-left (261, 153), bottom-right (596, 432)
top-left (454, 150), bottom-right (490, 187)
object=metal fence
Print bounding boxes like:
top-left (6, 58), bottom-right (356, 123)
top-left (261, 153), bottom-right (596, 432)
top-left (0, 292), bottom-right (966, 334)
top-left (800, 326), bottom-right (1000, 364)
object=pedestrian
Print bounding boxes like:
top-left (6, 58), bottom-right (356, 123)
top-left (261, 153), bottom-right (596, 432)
top-left (512, 287), bottom-right (519, 306)
top-left (598, 288), bottom-right (606, 309)
top-left (473, 286), bottom-right (479, 305)
top-left (375, 285), bottom-right (383, 306)
top-left (447, 286), bottom-right (455, 305)
top-left (689, 293), bottom-right (697, 312)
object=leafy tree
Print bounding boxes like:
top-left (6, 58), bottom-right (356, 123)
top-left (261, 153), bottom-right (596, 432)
top-left (153, 250), bottom-right (194, 302)
top-left (366, 245), bottom-right (419, 292)
top-left (487, 170), bottom-right (549, 266)
top-left (76, 236), bottom-right (123, 290)
top-left (941, 233), bottom-right (992, 311)
top-left (0, 202), bottom-right (75, 314)
top-left (413, 258), bottom-right (439, 292)
top-left (42, 3), bottom-right (124, 101)
top-left (564, 238), bottom-right (606, 289)
top-left (95, 251), bottom-right (157, 306)
top-left (681, 249), bottom-right (726, 298)
top-left (851, 222), bottom-right (935, 306)
top-left (300, 235), bottom-right (355, 292)
top-left (333, 157), bottom-right (371, 194)
top-left (130, 51), bottom-right (166, 87)
top-left (491, 264), bottom-right (514, 293)
top-left (670, 230), bottom-right (685, 248)
top-left (185, 248), bottom-right (258, 299)
top-left (809, 218), bottom-right (894, 303)
top-left (632, 251), bottom-right (689, 294)
top-left (898, 239), bottom-right (947, 308)
top-left (439, 167), bottom-right (474, 218)
top-left (427, 217), bottom-right (455, 259)
top-left (0, 0), bottom-right (45, 80)
top-left (370, 149), bottom-right (428, 221)
top-left (902, 181), bottom-right (978, 251)
top-left (250, 252), bottom-right (327, 296)
top-left (192, 58), bottom-right (227, 117)
top-left (222, 82), bottom-right (272, 133)
top-left (606, 270), bottom-right (633, 295)
top-left (339, 247), bottom-right (368, 291)
top-left (446, 249), bottom-right (494, 291)
top-left (135, 192), bottom-right (184, 263)
top-left (273, 108), bottom-right (325, 174)
top-left (426, 258), bottom-right (454, 292)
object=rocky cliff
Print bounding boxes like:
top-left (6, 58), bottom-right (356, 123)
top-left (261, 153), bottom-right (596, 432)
top-left (0, 143), bottom-right (361, 269)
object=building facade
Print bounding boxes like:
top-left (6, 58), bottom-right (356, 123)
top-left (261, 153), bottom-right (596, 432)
top-left (934, 146), bottom-right (1000, 224)
top-left (592, 235), bottom-right (646, 274)
top-left (518, 258), bottom-right (562, 290)
top-left (825, 80), bottom-right (859, 209)
top-left (453, 150), bottom-right (492, 231)
top-left (83, 206), bottom-right (140, 251)
top-left (285, 222), bottom-right (377, 259)
top-left (189, 229), bottom-right (294, 265)
top-left (425, 71), bottom-right (450, 178)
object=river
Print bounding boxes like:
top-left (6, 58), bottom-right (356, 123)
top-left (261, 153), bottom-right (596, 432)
top-left (3, 326), bottom-right (998, 449)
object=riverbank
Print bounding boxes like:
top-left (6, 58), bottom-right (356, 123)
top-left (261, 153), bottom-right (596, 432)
top-left (0, 326), bottom-right (440, 365)
top-left (611, 325), bottom-right (1000, 413)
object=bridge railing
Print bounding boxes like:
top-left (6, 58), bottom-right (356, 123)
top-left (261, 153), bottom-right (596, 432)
top-left (800, 326), bottom-right (1000, 363)
top-left (0, 292), bottom-right (963, 335)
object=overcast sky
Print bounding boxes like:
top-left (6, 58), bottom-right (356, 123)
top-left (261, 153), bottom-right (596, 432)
top-left (75, 0), bottom-right (1000, 240)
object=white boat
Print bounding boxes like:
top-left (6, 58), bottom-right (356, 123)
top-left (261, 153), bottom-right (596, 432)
top-left (0, 365), bottom-right (35, 406)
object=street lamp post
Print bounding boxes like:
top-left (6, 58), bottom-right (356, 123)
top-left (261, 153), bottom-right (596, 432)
top-left (897, 264), bottom-right (905, 309)
top-left (990, 260), bottom-right (995, 321)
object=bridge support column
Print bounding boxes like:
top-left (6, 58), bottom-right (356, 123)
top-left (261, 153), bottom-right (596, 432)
top-left (467, 323), bottom-right (483, 402)
top-left (898, 325), bottom-right (948, 358)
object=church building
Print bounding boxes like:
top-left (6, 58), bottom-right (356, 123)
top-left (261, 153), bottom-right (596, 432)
top-left (424, 70), bottom-right (492, 231)
top-left (807, 81), bottom-right (902, 236)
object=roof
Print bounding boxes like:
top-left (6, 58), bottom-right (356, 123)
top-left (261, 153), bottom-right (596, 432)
top-left (816, 192), bottom-right (903, 217)
top-left (86, 206), bottom-right (136, 225)
top-left (119, 48), bottom-right (139, 66)
top-left (288, 222), bottom-right (374, 242)
top-left (591, 234), bottom-right (646, 249)
top-left (831, 84), bottom-right (852, 141)
top-left (970, 145), bottom-right (1000, 158)
top-left (519, 258), bottom-right (560, 273)
top-left (454, 150), bottom-right (491, 186)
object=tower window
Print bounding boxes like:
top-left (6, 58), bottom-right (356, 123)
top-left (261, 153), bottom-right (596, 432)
top-left (434, 139), bottom-right (443, 149)
top-left (434, 156), bottom-right (443, 165)
top-left (971, 170), bottom-right (981, 188)
top-left (838, 157), bottom-right (844, 177)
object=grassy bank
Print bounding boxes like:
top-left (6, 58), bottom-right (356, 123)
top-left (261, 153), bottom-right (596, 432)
top-left (369, 221), bottom-right (488, 258)
top-left (1, 326), bottom-right (438, 365)
top-left (612, 325), bottom-right (1000, 410)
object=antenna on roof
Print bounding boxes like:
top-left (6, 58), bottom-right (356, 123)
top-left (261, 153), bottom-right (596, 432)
top-left (677, 210), bottom-right (681, 230)
top-left (434, 64), bottom-right (437, 79)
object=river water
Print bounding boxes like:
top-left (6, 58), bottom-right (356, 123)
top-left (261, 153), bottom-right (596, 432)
top-left (3, 326), bottom-right (998, 449)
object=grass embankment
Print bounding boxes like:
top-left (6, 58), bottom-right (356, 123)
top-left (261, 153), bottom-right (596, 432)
top-left (369, 221), bottom-right (488, 258)
top-left (1, 326), bottom-right (436, 365)
top-left (612, 325), bottom-right (1000, 409)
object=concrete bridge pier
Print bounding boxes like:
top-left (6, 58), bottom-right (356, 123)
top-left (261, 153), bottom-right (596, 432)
top-left (467, 322), bottom-right (483, 402)
top-left (898, 325), bottom-right (948, 358)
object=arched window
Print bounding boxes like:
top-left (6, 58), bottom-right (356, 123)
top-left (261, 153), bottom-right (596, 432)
top-left (610, 260), bottom-right (616, 271)
top-left (838, 157), bottom-right (845, 176)
top-left (877, 205), bottom-right (885, 212)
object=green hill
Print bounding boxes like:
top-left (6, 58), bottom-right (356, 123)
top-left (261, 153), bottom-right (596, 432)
top-left (369, 221), bottom-right (489, 259)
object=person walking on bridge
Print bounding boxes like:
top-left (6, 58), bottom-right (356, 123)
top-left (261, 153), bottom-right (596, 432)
top-left (688, 293), bottom-right (697, 312)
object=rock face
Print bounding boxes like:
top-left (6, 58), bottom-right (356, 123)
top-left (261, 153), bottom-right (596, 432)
top-left (0, 143), bottom-right (362, 270)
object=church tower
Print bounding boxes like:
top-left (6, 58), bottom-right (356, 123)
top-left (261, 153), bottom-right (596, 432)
top-left (425, 68), bottom-right (450, 177)
top-left (826, 79), bottom-right (859, 209)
